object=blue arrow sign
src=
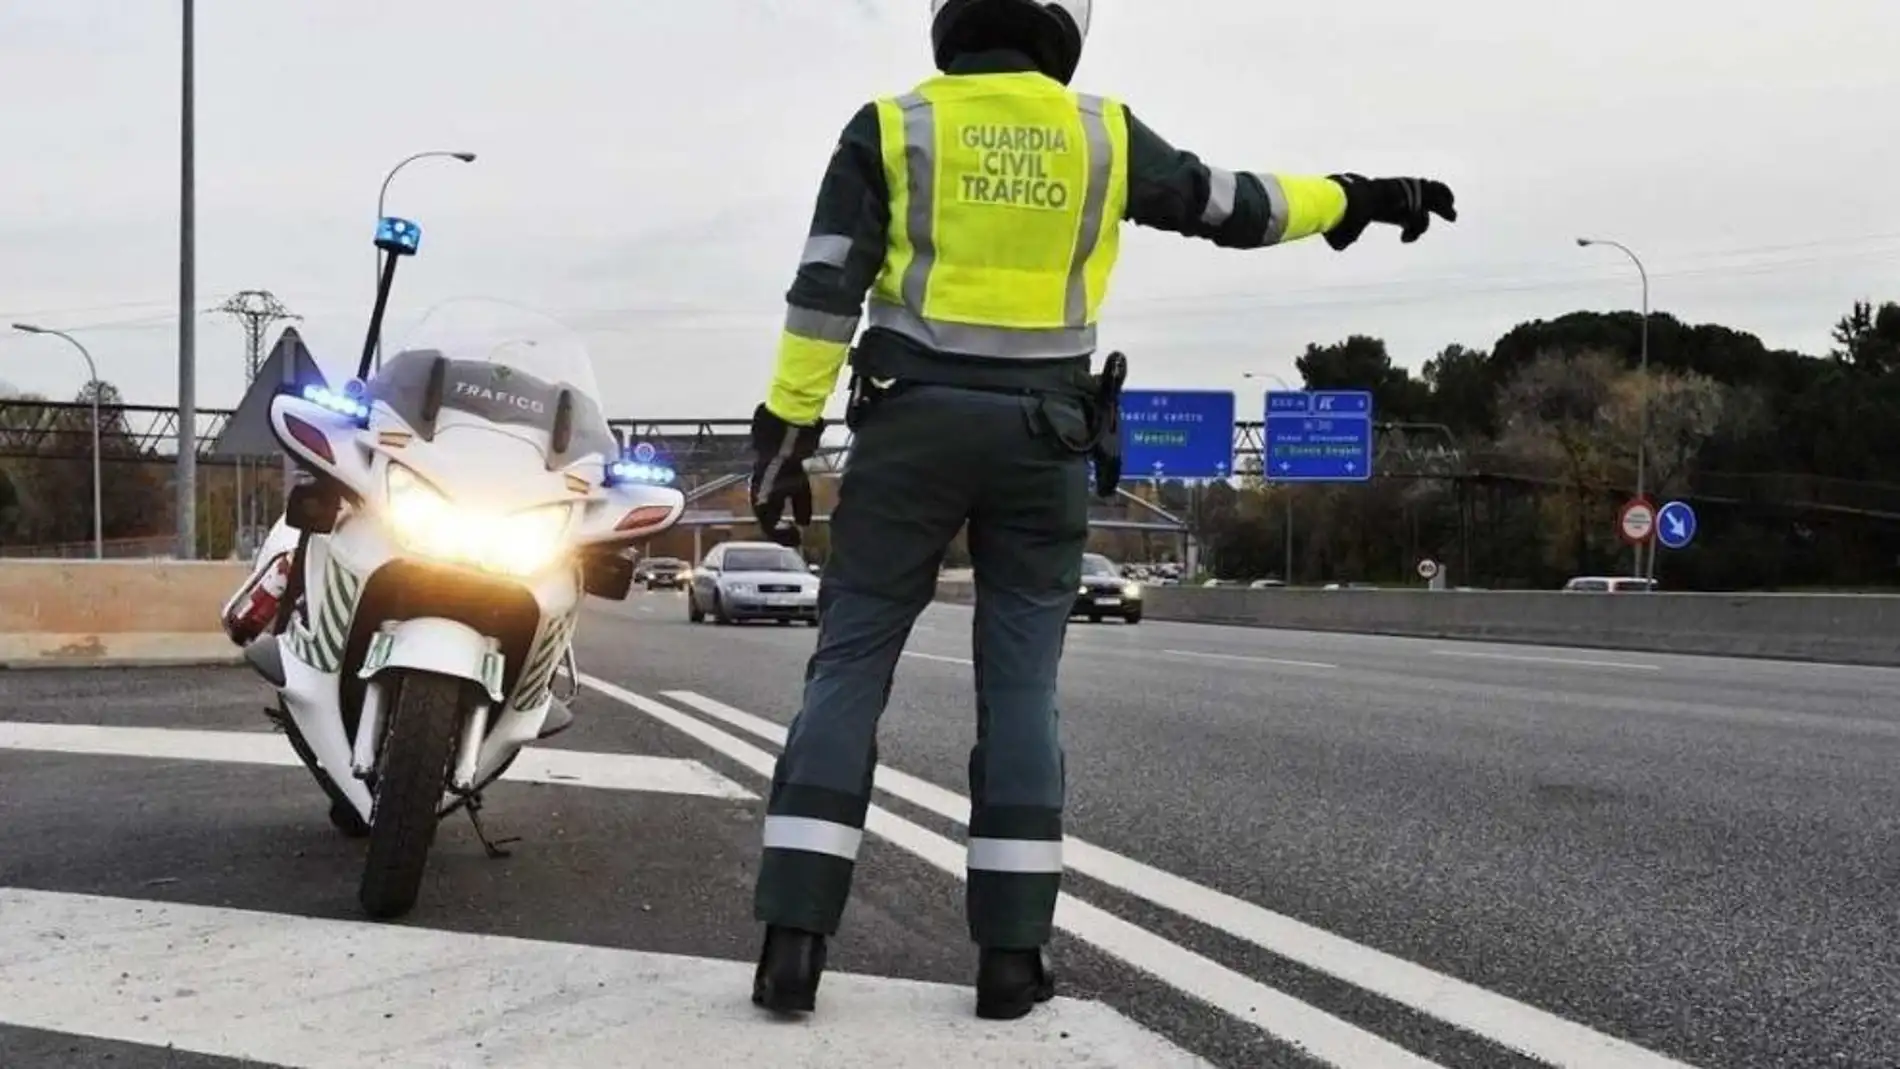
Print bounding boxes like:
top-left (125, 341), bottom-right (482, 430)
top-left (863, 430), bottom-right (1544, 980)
top-left (1263, 390), bottom-right (1374, 482)
top-left (1656, 500), bottom-right (1697, 550)
top-left (1119, 389), bottom-right (1235, 481)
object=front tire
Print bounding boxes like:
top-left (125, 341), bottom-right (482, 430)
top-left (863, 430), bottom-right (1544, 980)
top-left (359, 670), bottom-right (464, 920)
top-left (688, 591), bottom-right (705, 623)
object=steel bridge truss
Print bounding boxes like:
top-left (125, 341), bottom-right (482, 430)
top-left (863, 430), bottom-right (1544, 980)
top-left (0, 401), bottom-right (235, 463)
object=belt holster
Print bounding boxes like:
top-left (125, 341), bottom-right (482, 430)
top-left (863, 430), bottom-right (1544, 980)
top-left (1086, 351), bottom-right (1127, 498)
top-left (844, 369), bottom-right (903, 432)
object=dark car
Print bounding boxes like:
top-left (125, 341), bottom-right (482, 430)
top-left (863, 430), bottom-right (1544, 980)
top-left (1072, 552), bottom-right (1142, 623)
top-left (640, 556), bottom-right (688, 590)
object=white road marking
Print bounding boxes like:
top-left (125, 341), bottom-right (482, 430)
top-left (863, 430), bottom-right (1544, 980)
top-left (651, 688), bottom-right (1701, 1069)
top-left (903, 650), bottom-right (974, 665)
top-left (1163, 649), bottom-right (1338, 670)
top-left (0, 888), bottom-right (1206, 1069)
top-left (586, 678), bottom-right (1446, 1068)
top-left (1430, 649), bottom-right (1663, 672)
top-left (0, 721), bottom-right (755, 800)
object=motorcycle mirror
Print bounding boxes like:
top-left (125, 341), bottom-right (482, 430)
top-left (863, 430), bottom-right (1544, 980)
top-left (419, 354), bottom-right (448, 433)
top-left (551, 388), bottom-right (574, 456)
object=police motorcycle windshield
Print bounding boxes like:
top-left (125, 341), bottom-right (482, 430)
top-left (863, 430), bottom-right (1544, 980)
top-left (365, 298), bottom-right (618, 478)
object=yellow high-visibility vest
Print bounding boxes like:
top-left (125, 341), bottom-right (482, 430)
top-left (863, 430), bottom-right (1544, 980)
top-left (869, 71), bottom-right (1130, 361)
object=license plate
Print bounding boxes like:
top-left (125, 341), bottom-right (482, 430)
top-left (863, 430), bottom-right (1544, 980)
top-left (767, 595), bottom-right (804, 606)
top-left (1094, 597), bottom-right (1122, 607)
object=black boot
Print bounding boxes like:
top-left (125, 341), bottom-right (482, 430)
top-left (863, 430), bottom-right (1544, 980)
top-left (752, 925), bottom-right (827, 1014)
top-left (975, 947), bottom-right (1056, 1020)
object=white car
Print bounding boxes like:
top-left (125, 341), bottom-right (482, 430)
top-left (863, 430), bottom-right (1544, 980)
top-left (1562, 575), bottom-right (1658, 593)
top-left (687, 541), bottom-right (821, 626)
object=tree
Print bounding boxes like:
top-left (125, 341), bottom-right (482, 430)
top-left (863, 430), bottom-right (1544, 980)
top-left (1609, 369), bottom-right (1728, 498)
top-left (1296, 335), bottom-right (1431, 421)
top-left (1420, 343), bottom-right (1494, 438)
top-left (1495, 350), bottom-right (1625, 573)
top-left (1829, 300), bottom-right (1900, 374)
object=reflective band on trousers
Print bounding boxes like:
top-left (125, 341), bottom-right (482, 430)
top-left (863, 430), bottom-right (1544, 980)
top-left (762, 815), bottom-right (864, 861)
top-left (967, 836), bottom-right (1065, 874)
top-left (875, 84), bottom-right (1124, 361)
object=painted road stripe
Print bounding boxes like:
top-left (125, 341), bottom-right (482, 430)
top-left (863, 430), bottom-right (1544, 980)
top-left (1430, 649), bottom-right (1663, 672)
top-left (0, 888), bottom-right (1206, 1069)
top-left (903, 650), bottom-right (974, 665)
top-left (584, 677), bottom-right (1445, 1068)
top-left (1163, 649), bottom-right (1339, 670)
top-left (0, 721), bottom-right (755, 800)
top-left (652, 688), bottom-right (1701, 1069)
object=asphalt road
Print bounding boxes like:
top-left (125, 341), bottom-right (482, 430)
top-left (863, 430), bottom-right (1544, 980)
top-left (574, 589), bottom-right (1900, 1067)
top-left (5, 591), bottom-right (1898, 1066)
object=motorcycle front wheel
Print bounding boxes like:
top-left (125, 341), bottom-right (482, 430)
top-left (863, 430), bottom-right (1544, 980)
top-left (358, 670), bottom-right (464, 919)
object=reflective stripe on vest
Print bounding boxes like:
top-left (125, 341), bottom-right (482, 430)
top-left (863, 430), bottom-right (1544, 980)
top-left (869, 74), bottom-right (1129, 361)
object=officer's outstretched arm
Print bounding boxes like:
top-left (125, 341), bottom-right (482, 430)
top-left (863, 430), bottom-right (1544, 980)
top-left (1122, 110), bottom-right (1455, 252)
top-left (763, 103), bottom-right (891, 428)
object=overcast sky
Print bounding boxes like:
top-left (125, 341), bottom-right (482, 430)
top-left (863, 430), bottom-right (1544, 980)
top-left (1, 0), bottom-right (1895, 420)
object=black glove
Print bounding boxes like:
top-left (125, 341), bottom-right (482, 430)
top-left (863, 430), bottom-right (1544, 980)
top-left (749, 403), bottom-right (823, 547)
top-left (1324, 174), bottom-right (1457, 250)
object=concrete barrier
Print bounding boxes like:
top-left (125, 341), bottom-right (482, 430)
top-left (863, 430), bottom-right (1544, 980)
top-left (0, 560), bottom-right (246, 668)
top-left (932, 580), bottom-right (1900, 667)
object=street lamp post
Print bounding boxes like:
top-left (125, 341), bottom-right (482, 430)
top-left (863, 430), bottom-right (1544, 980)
top-left (1244, 371), bottom-right (1298, 585)
top-left (373, 150), bottom-right (476, 368)
top-left (1577, 237), bottom-right (1651, 580)
top-left (13, 324), bottom-right (104, 559)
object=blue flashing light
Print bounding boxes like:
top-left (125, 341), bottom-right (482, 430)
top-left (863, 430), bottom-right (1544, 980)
top-left (610, 461), bottom-right (677, 486)
top-left (374, 216), bottom-right (423, 256)
top-left (301, 383), bottom-right (371, 422)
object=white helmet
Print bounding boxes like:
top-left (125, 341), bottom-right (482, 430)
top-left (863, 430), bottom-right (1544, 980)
top-left (930, 0), bottom-right (1092, 84)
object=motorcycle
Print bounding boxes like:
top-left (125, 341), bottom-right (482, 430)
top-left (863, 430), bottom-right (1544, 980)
top-left (225, 214), bottom-right (685, 919)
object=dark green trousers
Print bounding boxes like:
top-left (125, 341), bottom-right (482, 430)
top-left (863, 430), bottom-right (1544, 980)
top-left (754, 384), bottom-right (1091, 948)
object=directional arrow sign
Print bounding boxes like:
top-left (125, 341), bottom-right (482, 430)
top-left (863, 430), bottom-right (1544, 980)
top-left (1263, 390), bottom-right (1374, 483)
top-left (1120, 390), bottom-right (1236, 480)
top-left (1656, 500), bottom-right (1697, 550)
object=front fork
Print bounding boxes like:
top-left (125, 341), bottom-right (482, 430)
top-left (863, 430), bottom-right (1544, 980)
top-left (351, 641), bottom-right (576, 790)
top-left (349, 677), bottom-right (493, 794)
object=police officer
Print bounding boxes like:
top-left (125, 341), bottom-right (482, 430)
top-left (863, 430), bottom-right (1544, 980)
top-left (746, 0), bottom-right (1457, 1021)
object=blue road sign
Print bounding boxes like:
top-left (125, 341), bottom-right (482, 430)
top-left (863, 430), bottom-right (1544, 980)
top-left (1119, 389), bottom-right (1235, 480)
top-left (1263, 390), bottom-right (1374, 482)
top-left (1656, 500), bottom-right (1697, 550)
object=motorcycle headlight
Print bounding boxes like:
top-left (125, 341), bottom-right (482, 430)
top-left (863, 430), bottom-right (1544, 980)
top-left (384, 464), bottom-right (572, 578)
